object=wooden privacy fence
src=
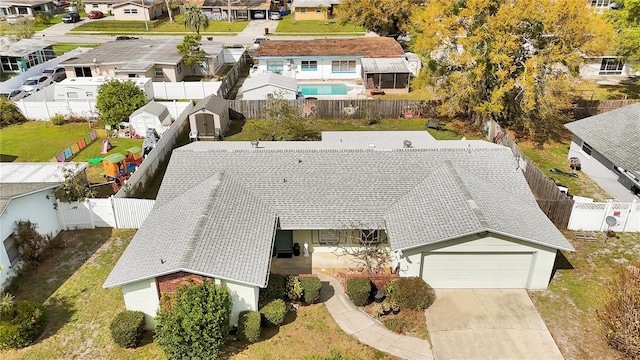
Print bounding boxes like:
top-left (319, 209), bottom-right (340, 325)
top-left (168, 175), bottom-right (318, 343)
top-left (485, 120), bottom-right (575, 229)
top-left (218, 52), bottom-right (250, 99)
top-left (574, 99), bottom-right (639, 118)
top-left (228, 99), bottom-right (441, 119)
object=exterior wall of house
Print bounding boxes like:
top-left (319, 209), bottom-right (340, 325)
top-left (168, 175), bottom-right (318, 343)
top-left (580, 58), bottom-right (640, 78)
top-left (241, 85), bottom-right (297, 100)
top-left (397, 233), bottom-right (558, 290)
top-left (112, 3), bottom-right (162, 21)
top-left (122, 278), bottom-right (160, 329)
top-left (0, 189), bottom-right (61, 288)
top-left (255, 57), bottom-right (362, 81)
top-left (84, 2), bottom-right (117, 15)
top-left (63, 62), bottom-right (183, 82)
top-left (293, 7), bottom-right (326, 20)
top-left (568, 137), bottom-right (638, 201)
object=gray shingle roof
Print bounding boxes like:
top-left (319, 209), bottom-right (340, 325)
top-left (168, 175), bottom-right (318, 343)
top-left (104, 172), bottom-right (277, 288)
top-left (130, 101), bottom-right (169, 119)
top-left (564, 103), bottom-right (640, 174)
top-left (190, 94), bottom-right (228, 115)
top-left (0, 183), bottom-right (59, 215)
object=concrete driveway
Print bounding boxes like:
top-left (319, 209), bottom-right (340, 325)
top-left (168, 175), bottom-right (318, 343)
top-left (425, 289), bottom-right (563, 360)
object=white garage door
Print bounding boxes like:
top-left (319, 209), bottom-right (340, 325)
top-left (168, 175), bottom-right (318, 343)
top-left (422, 252), bottom-right (533, 288)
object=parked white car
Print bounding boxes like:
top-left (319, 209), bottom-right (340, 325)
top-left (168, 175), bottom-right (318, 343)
top-left (20, 75), bottom-right (54, 93)
top-left (0, 88), bottom-right (28, 101)
top-left (42, 66), bottom-right (67, 82)
top-left (270, 12), bottom-right (281, 20)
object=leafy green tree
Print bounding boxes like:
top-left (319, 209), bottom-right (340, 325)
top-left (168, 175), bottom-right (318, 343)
top-left (603, 0), bottom-right (640, 73)
top-left (411, 0), bottom-right (613, 145)
top-left (95, 80), bottom-right (147, 128)
top-left (335, 0), bottom-right (421, 36)
top-left (0, 98), bottom-right (26, 128)
top-left (183, 5), bottom-right (209, 34)
top-left (154, 280), bottom-right (231, 360)
top-left (176, 34), bottom-right (205, 67)
top-left (247, 92), bottom-right (320, 141)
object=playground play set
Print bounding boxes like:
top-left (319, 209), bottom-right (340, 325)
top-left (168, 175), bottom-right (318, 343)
top-left (101, 146), bottom-right (143, 192)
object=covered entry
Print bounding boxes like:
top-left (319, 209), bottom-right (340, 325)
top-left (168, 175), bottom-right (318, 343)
top-left (421, 252), bottom-right (533, 288)
top-left (361, 58), bottom-right (412, 94)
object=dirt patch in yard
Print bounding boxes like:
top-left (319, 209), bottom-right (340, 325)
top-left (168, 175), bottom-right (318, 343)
top-left (530, 231), bottom-right (640, 360)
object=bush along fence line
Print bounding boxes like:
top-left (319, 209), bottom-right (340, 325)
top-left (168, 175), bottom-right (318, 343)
top-left (483, 120), bottom-right (574, 229)
top-left (49, 130), bottom-right (98, 163)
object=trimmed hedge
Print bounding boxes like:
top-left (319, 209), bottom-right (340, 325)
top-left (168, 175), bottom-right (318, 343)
top-left (0, 300), bottom-right (47, 350)
top-left (346, 278), bottom-right (371, 306)
top-left (238, 310), bottom-right (261, 343)
top-left (260, 299), bottom-right (287, 327)
top-left (387, 277), bottom-right (436, 310)
top-left (300, 276), bottom-right (322, 304)
top-left (286, 275), bottom-right (303, 301)
top-left (110, 310), bottom-right (145, 348)
top-left (259, 273), bottom-right (286, 305)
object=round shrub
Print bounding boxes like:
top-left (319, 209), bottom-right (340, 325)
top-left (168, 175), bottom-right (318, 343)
top-left (238, 310), bottom-right (261, 343)
top-left (387, 277), bottom-right (435, 310)
top-left (260, 299), bottom-right (287, 327)
top-left (300, 276), bottom-right (322, 304)
top-left (50, 113), bottom-right (66, 126)
top-left (259, 273), bottom-right (285, 305)
top-left (286, 275), bottom-right (303, 301)
top-left (0, 98), bottom-right (27, 128)
top-left (110, 310), bottom-right (145, 348)
top-left (0, 300), bottom-right (47, 350)
top-left (346, 278), bottom-right (371, 306)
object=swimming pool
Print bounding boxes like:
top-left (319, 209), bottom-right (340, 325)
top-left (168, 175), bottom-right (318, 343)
top-left (297, 83), bottom-right (348, 96)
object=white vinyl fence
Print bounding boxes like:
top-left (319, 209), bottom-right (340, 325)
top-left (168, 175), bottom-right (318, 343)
top-left (152, 81), bottom-right (221, 100)
top-left (568, 200), bottom-right (640, 232)
top-left (56, 197), bottom-right (155, 230)
top-left (14, 100), bottom-right (192, 121)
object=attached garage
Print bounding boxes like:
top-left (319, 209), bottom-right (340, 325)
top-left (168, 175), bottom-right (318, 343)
top-left (421, 252), bottom-right (533, 288)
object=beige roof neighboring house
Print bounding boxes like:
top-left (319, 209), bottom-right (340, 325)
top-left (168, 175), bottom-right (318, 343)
top-left (254, 37), bottom-right (405, 58)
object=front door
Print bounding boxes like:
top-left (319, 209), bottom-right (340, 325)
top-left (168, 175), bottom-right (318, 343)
top-left (274, 230), bottom-right (293, 257)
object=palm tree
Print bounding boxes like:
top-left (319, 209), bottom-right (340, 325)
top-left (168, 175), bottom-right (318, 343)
top-left (183, 5), bottom-right (209, 34)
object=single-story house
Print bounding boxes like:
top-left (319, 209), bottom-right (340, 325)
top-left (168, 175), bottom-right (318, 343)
top-left (253, 38), bottom-right (412, 94)
top-left (565, 103), bottom-right (640, 201)
top-left (83, 0), bottom-right (124, 15)
top-left (104, 131), bottom-right (573, 329)
top-left (580, 56), bottom-right (640, 79)
top-left (187, 94), bottom-right (229, 140)
top-left (128, 101), bottom-right (172, 137)
top-left (0, 162), bottom-right (88, 289)
top-left (290, 0), bottom-right (338, 21)
top-left (58, 39), bottom-right (227, 81)
top-left (195, 0), bottom-right (271, 20)
top-left (0, 0), bottom-right (55, 16)
top-left (238, 72), bottom-right (297, 100)
top-left (111, 0), bottom-right (163, 21)
top-left (0, 38), bottom-right (56, 74)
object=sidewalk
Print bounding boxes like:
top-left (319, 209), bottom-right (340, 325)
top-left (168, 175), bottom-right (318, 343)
top-left (316, 273), bottom-right (434, 360)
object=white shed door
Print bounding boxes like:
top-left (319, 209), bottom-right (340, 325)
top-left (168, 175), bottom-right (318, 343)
top-left (422, 252), bottom-right (533, 288)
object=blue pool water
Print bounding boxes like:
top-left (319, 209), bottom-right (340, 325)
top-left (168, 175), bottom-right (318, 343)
top-left (297, 83), bottom-right (348, 96)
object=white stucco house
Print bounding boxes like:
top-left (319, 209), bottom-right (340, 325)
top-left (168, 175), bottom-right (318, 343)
top-left (238, 73), bottom-right (298, 100)
top-left (104, 131), bottom-right (573, 329)
top-left (128, 101), bottom-right (172, 137)
top-left (579, 56), bottom-right (640, 80)
top-left (565, 103), bottom-right (640, 202)
top-left (0, 162), bottom-right (88, 289)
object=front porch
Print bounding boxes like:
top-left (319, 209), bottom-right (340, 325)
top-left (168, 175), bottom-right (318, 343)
top-left (269, 251), bottom-right (363, 275)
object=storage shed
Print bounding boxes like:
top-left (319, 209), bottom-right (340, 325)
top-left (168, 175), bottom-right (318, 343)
top-left (128, 102), bottom-right (172, 137)
top-left (239, 73), bottom-right (297, 100)
top-left (188, 95), bottom-right (229, 140)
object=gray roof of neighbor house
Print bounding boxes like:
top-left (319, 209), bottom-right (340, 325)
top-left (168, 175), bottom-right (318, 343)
top-left (0, 0), bottom-right (52, 6)
top-left (255, 38), bottom-right (405, 58)
top-left (104, 133), bottom-right (573, 289)
top-left (190, 94), bottom-right (227, 114)
top-left (241, 73), bottom-right (297, 93)
top-left (60, 39), bottom-right (183, 67)
top-left (565, 103), bottom-right (640, 175)
top-left (130, 101), bottom-right (170, 120)
top-left (0, 38), bottom-right (54, 57)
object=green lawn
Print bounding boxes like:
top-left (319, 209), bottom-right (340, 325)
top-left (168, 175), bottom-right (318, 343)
top-left (0, 121), bottom-right (143, 183)
top-left (275, 15), bottom-right (365, 34)
top-left (51, 43), bottom-right (100, 56)
top-left (69, 15), bottom-right (248, 34)
top-left (530, 232), bottom-right (640, 360)
top-left (578, 79), bottom-right (640, 100)
top-left (1, 229), bottom-right (396, 360)
top-left (32, 14), bottom-right (64, 31)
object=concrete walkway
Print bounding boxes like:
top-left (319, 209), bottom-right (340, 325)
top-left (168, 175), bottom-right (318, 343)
top-left (316, 273), bottom-right (434, 360)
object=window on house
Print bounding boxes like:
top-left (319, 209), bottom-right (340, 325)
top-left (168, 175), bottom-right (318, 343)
top-left (1, 57), bottom-right (19, 72)
top-left (92, 4), bottom-right (98, 8)
top-left (124, 8), bottom-right (138, 14)
top-left (74, 67), bottom-right (92, 77)
top-left (299, 8), bottom-right (306, 13)
top-left (599, 58), bottom-right (624, 75)
top-left (360, 230), bottom-right (381, 245)
top-left (154, 67), bottom-right (164, 77)
top-left (581, 142), bottom-right (593, 156)
top-left (267, 60), bottom-right (284, 72)
top-left (590, 0), bottom-right (612, 7)
top-left (177, 62), bottom-right (182, 74)
top-left (66, 92), bottom-right (79, 98)
top-left (236, 9), bottom-right (248, 18)
top-left (301, 60), bottom-right (317, 71)
top-left (3, 235), bottom-right (20, 266)
top-left (315, 7), bottom-right (322, 12)
top-left (319, 230), bottom-right (339, 245)
top-left (331, 60), bottom-right (356, 73)
top-left (107, 3), bottom-right (113, 7)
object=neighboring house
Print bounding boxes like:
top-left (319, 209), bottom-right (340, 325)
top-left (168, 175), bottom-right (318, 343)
top-left (238, 72), bottom-right (297, 100)
top-left (59, 39), bottom-right (227, 81)
top-left (0, 0), bottom-right (55, 16)
top-left (111, 0), bottom-right (163, 21)
top-left (565, 103), bottom-right (640, 202)
top-left (194, 0), bottom-right (271, 20)
top-left (290, 0), bottom-right (338, 20)
top-left (253, 38), bottom-right (412, 94)
top-left (128, 101), bottom-right (172, 137)
top-left (187, 94), bottom-right (230, 140)
top-left (0, 38), bottom-right (56, 74)
top-left (580, 56), bottom-right (640, 79)
top-left (104, 131), bottom-right (573, 329)
top-left (0, 162), bottom-right (88, 288)
top-left (54, 77), bottom-right (154, 101)
top-left (83, 0), bottom-right (125, 15)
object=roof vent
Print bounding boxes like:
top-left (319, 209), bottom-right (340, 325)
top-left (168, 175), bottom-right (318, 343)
top-left (368, 143), bottom-right (376, 148)
top-left (250, 140), bottom-right (259, 149)
top-left (403, 140), bottom-right (412, 148)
